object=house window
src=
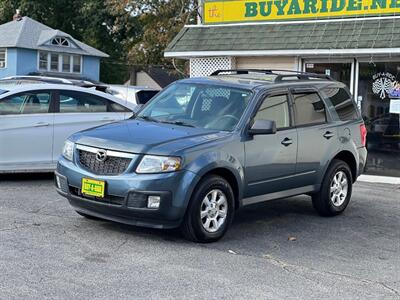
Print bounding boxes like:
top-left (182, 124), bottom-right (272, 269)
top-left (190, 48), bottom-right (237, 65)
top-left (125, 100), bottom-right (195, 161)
top-left (62, 55), bottom-right (70, 72)
top-left (51, 37), bottom-right (70, 47)
top-left (39, 52), bottom-right (48, 70)
top-left (50, 53), bottom-right (59, 71)
top-left (0, 49), bottom-right (6, 68)
top-left (72, 55), bottom-right (81, 73)
top-left (38, 51), bottom-right (81, 74)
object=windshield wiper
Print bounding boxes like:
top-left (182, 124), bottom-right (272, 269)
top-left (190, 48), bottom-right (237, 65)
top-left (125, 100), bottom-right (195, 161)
top-left (136, 115), bottom-right (159, 123)
top-left (159, 120), bottom-right (195, 128)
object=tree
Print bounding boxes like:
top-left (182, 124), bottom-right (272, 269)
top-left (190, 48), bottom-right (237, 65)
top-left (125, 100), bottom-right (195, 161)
top-left (0, 0), bottom-right (197, 82)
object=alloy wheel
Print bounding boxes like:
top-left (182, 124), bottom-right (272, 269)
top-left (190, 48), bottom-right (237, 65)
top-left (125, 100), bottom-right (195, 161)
top-left (200, 189), bottom-right (228, 233)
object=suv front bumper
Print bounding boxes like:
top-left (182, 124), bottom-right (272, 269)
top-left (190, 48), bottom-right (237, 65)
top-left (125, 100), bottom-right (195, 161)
top-left (55, 158), bottom-right (199, 229)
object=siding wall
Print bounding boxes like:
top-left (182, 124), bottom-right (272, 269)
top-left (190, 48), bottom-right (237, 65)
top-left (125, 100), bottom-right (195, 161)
top-left (235, 56), bottom-right (298, 71)
top-left (0, 48), bottom-right (17, 78)
top-left (16, 48), bottom-right (37, 75)
top-left (82, 56), bottom-right (100, 81)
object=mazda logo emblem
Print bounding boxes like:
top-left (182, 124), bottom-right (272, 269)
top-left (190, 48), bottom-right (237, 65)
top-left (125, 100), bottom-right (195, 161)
top-left (96, 150), bottom-right (107, 162)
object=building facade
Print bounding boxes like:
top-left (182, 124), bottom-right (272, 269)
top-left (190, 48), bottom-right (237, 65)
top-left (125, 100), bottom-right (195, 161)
top-left (165, 0), bottom-right (400, 177)
top-left (0, 17), bottom-right (108, 81)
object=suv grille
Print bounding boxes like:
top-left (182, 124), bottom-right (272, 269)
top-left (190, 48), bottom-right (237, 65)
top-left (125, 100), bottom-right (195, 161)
top-left (77, 145), bottom-right (136, 175)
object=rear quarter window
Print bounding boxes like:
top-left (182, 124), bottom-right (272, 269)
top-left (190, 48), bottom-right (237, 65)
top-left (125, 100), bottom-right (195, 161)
top-left (322, 87), bottom-right (359, 121)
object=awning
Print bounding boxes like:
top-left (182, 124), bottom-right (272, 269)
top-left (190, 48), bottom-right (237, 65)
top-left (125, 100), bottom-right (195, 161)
top-left (165, 18), bottom-right (400, 58)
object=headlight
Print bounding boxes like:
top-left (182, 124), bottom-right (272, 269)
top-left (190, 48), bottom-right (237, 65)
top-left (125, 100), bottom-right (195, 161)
top-left (62, 140), bottom-right (74, 161)
top-left (136, 155), bottom-right (181, 173)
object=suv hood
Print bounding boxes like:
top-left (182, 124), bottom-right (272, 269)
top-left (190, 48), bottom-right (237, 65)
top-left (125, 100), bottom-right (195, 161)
top-left (71, 119), bottom-right (230, 154)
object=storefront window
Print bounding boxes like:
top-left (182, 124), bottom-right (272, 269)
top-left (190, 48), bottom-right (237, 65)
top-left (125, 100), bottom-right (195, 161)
top-left (305, 62), bottom-right (352, 90)
top-left (358, 62), bottom-right (400, 177)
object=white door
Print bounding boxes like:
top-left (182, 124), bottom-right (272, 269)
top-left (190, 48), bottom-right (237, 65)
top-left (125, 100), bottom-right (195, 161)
top-left (52, 90), bottom-right (128, 160)
top-left (0, 90), bottom-right (54, 171)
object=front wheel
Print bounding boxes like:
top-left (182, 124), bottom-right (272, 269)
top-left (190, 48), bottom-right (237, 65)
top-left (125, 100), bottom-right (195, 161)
top-left (312, 160), bottom-right (353, 217)
top-left (181, 175), bottom-right (235, 243)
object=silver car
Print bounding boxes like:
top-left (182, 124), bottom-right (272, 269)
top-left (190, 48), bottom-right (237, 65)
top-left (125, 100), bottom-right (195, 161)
top-left (0, 83), bottom-right (135, 173)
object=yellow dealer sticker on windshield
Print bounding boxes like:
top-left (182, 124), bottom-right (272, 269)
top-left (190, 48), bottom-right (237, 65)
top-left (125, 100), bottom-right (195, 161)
top-left (82, 178), bottom-right (105, 198)
top-left (204, 0), bottom-right (400, 24)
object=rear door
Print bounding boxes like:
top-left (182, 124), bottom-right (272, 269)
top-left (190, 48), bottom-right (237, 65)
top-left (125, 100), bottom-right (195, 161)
top-left (52, 90), bottom-right (130, 161)
top-left (290, 88), bottom-right (339, 187)
top-left (0, 90), bottom-right (55, 170)
top-left (244, 91), bottom-right (298, 197)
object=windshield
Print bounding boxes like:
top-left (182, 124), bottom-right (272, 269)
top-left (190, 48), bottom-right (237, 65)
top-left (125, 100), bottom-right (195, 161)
top-left (137, 82), bottom-right (253, 131)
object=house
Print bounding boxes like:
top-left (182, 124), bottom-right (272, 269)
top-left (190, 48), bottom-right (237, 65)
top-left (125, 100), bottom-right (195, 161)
top-left (126, 66), bottom-right (183, 89)
top-left (0, 15), bottom-right (108, 81)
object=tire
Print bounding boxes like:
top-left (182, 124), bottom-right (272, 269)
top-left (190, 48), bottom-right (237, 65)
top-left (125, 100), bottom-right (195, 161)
top-left (312, 159), bottom-right (353, 217)
top-left (181, 175), bottom-right (235, 243)
top-left (75, 211), bottom-right (104, 221)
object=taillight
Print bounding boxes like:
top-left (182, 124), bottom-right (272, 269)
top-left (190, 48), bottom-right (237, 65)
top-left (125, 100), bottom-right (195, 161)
top-left (360, 124), bottom-right (367, 146)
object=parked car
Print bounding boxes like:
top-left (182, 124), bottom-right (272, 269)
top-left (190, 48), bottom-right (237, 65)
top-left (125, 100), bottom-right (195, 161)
top-left (55, 70), bottom-right (367, 242)
top-left (107, 85), bottom-right (159, 106)
top-left (0, 84), bottom-right (135, 173)
top-left (1, 75), bottom-right (108, 92)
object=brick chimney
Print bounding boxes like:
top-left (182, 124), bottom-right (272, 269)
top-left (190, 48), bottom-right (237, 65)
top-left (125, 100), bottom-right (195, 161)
top-left (13, 9), bottom-right (22, 21)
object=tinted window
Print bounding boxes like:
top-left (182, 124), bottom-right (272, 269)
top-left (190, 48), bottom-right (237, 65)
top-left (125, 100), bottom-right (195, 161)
top-left (59, 91), bottom-right (108, 113)
top-left (254, 94), bottom-right (290, 129)
top-left (136, 90), bottom-right (159, 105)
top-left (323, 87), bottom-right (358, 121)
top-left (0, 91), bottom-right (51, 115)
top-left (293, 92), bottom-right (326, 126)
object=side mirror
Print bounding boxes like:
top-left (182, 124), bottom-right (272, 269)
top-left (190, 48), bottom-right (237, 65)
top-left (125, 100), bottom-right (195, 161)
top-left (248, 119), bottom-right (277, 135)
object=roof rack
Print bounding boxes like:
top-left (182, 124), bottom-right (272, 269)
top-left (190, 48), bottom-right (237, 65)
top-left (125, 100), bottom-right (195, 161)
top-left (210, 69), bottom-right (333, 82)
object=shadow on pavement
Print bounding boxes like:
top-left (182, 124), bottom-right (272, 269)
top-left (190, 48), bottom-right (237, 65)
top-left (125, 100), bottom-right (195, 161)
top-left (0, 173), bottom-right (54, 181)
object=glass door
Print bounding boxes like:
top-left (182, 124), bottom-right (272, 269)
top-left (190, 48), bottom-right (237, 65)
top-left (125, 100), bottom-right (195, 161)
top-left (303, 60), bottom-right (354, 94)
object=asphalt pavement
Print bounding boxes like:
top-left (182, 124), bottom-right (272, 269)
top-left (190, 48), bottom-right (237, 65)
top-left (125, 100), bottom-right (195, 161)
top-left (0, 174), bottom-right (399, 299)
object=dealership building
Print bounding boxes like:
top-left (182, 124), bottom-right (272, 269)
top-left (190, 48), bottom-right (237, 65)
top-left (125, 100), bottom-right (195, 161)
top-left (165, 0), bottom-right (400, 177)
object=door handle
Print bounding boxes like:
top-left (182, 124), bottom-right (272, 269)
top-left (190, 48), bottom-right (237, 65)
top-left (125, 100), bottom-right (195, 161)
top-left (33, 122), bottom-right (50, 127)
top-left (281, 137), bottom-right (293, 147)
top-left (323, 131), bottom-right (335, 139)
top-left (102, 117), bottom-right (117, 122)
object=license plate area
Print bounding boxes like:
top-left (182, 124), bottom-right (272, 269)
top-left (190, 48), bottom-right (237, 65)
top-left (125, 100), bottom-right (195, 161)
top-left (81, 178), bottom-right (105, 198)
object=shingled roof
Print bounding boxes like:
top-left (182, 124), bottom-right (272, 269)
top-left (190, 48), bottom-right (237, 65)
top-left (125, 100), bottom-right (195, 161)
top-left (165, 18), bottom-right (400, 57)
top-left (0, 17), bottom-right (108, 58)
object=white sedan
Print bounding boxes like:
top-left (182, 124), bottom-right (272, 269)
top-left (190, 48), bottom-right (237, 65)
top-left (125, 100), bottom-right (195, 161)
top-left (0, 83), bottom-right (135, 173)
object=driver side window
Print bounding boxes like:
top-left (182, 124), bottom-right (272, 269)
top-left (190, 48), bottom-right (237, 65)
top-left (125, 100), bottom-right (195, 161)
top-left (254, 94), bottom-right (290, 129)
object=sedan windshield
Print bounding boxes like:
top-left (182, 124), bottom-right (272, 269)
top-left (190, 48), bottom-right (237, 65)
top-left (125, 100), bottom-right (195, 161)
top-left (137, 83), bottom-right (253, 131)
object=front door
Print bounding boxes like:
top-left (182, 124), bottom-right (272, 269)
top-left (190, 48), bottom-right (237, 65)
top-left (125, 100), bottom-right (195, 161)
top-left (0, 90), bottom-right (54, 171)
top-left (244, 92), bottom-right (297, 198)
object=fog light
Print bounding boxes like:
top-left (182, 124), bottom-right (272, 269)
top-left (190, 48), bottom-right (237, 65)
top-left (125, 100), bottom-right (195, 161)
top-left (56, 176), bottom-right (61, 189)
top-left (147, 195), bottom-right (161, 209)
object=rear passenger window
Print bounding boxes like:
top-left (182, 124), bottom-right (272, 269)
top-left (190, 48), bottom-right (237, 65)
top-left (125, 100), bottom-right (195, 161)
top-left (59, 91), bottom-right (108, 113)
top-left (293, 92), bottom-right (326, 126)
top-left (322, 87), bottom-right (358, 121)
top-left (254, 94), bottom-right (290, 129)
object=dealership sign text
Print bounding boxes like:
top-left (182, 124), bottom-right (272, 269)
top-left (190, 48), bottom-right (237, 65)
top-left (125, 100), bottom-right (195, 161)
top-left (204, 0), bottom-right (400, 24)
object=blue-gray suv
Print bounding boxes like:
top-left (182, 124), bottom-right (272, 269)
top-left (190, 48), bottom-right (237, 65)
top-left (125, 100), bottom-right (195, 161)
top-left (55, 70), bottom-right (367, 242)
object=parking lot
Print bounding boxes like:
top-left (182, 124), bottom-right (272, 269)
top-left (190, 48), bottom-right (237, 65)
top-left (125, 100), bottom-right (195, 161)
top-left (0, 175), bottom-right (399, 299)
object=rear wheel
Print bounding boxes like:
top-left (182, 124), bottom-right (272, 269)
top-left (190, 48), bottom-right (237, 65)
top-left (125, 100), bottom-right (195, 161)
top-left (312, 159), bottom-right (353, 216)
top-left (181, 175), bottom-right (234, 243)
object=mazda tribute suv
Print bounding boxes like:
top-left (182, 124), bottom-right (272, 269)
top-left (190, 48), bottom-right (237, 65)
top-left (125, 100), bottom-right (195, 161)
top-left (55, 70), bottom-right (367, 242)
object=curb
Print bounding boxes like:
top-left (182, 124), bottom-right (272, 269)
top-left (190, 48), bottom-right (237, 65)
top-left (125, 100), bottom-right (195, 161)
top-left (358, 175), bottom-right (400, 185)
